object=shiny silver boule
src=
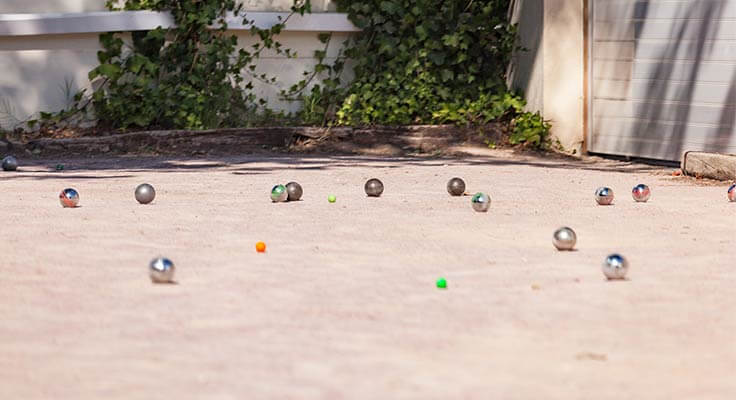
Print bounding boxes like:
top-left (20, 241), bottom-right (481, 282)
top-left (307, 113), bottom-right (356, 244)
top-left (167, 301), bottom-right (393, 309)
top-left (632, 184), bottom-right (651, 202)
top-left (595, 187), bottom-right (614, 205)
top-left (135, 183), bottom-right (156, 204)
top-left (271, 184), bottom-right (288, 202)
top-left (471, 192), bottom-right (491, 212)
top-left (59, 188), bottom-right (80, 208)
top-left (728, 184), bottom-right (736, 202)
top-left (553, 227), bottom-right (577, 251)
top-left (447, 177), bottom-right (466, 196)
top-left (149, 257), bottom-right (175, 283)
top-left (2, 156), bottom-right (18, 171)
top-left (365, 178), bottom-right (384, 197)
top-left (286, 181), bottom-right (303, 201)
top-left (602, 254), bottom-right (629, 280)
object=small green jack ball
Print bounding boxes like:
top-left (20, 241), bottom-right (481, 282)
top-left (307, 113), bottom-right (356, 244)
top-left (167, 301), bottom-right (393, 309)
top-left (436, 278), bottom-right (447, 289)
top-left (328, 194), bottom-right (336, 203)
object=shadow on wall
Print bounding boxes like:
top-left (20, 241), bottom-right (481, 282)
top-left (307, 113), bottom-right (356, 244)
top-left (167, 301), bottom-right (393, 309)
top-left (0, 0), bottom-right (336, 13)
top-left (0, 28), bottom-right (351, 130)
top-left (0, 34), bottom-right (101, 130)
top-left (0, 0), bottom-right (107, 13)
top-left (0, 153), bottom-right (665, 181)
top-left (594, 0), bottom-right (736, 160)
top-left (507, 0), bottom-right (543, 114)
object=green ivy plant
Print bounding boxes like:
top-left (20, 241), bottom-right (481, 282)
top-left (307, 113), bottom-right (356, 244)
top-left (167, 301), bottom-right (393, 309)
top-left (33, 0), bottom-right (553, 150)
top-left (85, 0), bottom-right (311, 130)
top-left (280, 32), bottom-right (347, 126)
top-left (334, 0), bottom-right (517, 125)
top-left (509, 111), bottom-right (552, 147)
top-left (283, 0), bottom-right (553, 149)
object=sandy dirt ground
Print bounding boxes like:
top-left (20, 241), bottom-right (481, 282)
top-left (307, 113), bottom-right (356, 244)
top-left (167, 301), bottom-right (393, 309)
top-left (0, 150), bottom-right (734, 399)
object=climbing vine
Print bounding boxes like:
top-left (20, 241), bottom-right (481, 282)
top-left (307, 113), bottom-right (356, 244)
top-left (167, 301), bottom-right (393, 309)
top-left (86, 0), bottom-right (311, 130)
top-left (34, 0), bottom-right (551, 148)
top-left (284, 0), bottom-right (551, 148)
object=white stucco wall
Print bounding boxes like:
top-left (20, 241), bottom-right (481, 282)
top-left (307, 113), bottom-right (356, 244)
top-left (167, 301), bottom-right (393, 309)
top-left (0, 1), bottom-right (336, 13)
top-left (0, 31), bottom-right (351, 128)
top-left (0, 7), bottom-right (354, 130)
top-left (0, 0), bottom-right (107, 13)
top-left (509, 0), bottom-right (586, 154)
top-left (0, 1), bottom-right (587, 148)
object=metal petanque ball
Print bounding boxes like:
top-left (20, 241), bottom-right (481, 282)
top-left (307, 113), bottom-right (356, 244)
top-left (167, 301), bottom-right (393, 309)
top-left (602, 254), bottom-right (629, 280)
top-left (149, 257), bottom-right (175, 283)
top-left (728, 184), bottom-right (736, 202)
top-left (447, 177), bottom-right (466, 196)
top-left (286, 181), bottom-right (303, 201)
top-left (595, 187), bottom-right (614, 205)
top-left (271, 184), bottom-right (288, 202)
top-left (135, 183), bottom-right (156, 204)
top-left (553, 227), bottom-right (577, 251)
top-left (365, 178), bottom-right (384, 197)
top-left (59, 188), bottom-right (80, 208)
top-left (2, 156), bottom-right (18, 171)
top-left (632, 184), bottom-right (651, 202)
top-left (471, 192), bottom-right (491, 212)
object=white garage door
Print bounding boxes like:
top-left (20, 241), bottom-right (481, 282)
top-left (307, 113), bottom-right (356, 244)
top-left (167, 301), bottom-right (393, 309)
top-left (589, 0), bottom-right (736, 161)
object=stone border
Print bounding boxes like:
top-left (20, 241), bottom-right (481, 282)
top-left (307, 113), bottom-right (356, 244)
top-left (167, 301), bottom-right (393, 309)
top-left (681, 151), bottom-right (736, 181)
top-left (2, 125), bottom-right (505, 157)
top-left (0, 11), bottom-right (358, 37)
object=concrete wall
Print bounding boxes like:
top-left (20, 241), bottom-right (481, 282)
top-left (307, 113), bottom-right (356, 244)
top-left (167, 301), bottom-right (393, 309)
top-left (509, 0), bottom-right (585, 154)
top-left (0, 34), bottom-right (100, 128)
top-left (0, 1), bottom-right (107, 13)
top-left (0, 30), bottom-right (350, 129)
top-left (0, 4), bottom-right (350, 130)
top-left (0, 1), bottom-right (336, 13)
top-left (508, 0), bottom-right (544, 115)
top-left (0, 1), bottom-right (588, 149)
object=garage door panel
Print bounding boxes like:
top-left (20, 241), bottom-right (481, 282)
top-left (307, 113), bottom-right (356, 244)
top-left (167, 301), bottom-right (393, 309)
top-left (590, 0), bottom-right (736, 160)
top-left (630, 61), bottom-right (736, 83)
top-left (594, 79), bottom-right (735, 104)
top-left (595, 0), bottom-right (736, 21)
top-left (589, 59), bottom-right (733, 83)
top-left (596, 21), bottom-right (736, 42)
top-left (594, 40), bottom-right (736, 62)
top-left (593, 61), bottom-right (633, 80)
top-left (595, 118), bottom-right (734, 142)
top-left (591, 133), bottom-right (733, 160)
top-left (592, 120), bottom-right (736, 160)
top-left (594, 99), bottom-right (736, 126)
top-left (594, 42), bottom-right (635, 60)
top-left (634, 40), bottom-right (736, 63)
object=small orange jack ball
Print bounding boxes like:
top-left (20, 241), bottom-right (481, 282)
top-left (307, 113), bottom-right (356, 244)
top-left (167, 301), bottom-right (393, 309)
top-left (255, 242), bottom-right (266, 253)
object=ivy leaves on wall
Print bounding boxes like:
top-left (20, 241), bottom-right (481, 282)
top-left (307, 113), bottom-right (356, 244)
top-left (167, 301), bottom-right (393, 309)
top-left (335, 0), bottom-right (517, 125)
top-left (37, 0), bottom-right (551, 148)
top-left (88, 0), bottom-right (311, 129)
top-left (283, 0), bottom-right (552, 148)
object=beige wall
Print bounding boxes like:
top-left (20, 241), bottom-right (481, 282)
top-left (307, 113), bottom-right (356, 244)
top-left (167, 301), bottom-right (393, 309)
top-left (510, 0), bottom-right (585, 154)
top-left (0, 30), bottom-right (350, 129)
top-left (0, 34), bottom-right (100, 128)
top-left (543, 0), bottom-right (584, 153)
top-left (237, 31), bottom-right (352, 111)
top-left (0, 2), bottom-right (344, 129)
top-left (0, 1), bottom-right (587, 145)
top-left (508, 0), bottom-right (544, 115)
top-left (0, 1), bottom-right (335, 13)
top-left (0, 0), bottom-right (107, 13)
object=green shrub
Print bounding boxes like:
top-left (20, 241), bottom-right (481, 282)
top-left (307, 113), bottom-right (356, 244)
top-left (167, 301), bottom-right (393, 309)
top-left (509, 111), bottom-right (552, 148)
top-left (87, 0), bottom-right (310, 130)
top-left (330, 0), bottom-right (518, 126)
